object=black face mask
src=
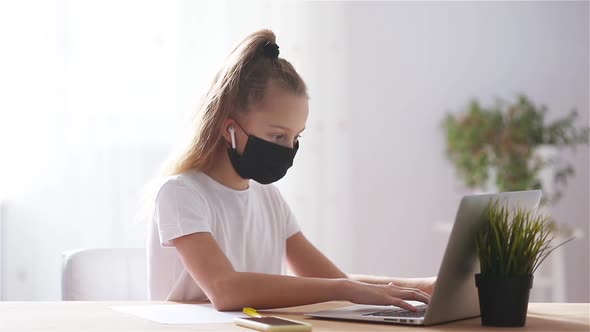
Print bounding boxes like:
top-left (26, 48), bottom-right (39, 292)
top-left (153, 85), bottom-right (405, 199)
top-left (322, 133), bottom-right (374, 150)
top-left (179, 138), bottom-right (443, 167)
top-left (227, 121), bottom-right (299, 185)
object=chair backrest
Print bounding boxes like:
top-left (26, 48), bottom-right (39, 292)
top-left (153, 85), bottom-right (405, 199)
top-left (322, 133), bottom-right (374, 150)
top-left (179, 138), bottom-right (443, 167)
top-left (61, 248), bottom-right (147, 300)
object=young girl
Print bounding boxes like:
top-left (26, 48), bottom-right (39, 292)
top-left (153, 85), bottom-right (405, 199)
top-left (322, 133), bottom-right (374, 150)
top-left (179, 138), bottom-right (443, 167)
top-left (147, 29), bottom-right (436, 311)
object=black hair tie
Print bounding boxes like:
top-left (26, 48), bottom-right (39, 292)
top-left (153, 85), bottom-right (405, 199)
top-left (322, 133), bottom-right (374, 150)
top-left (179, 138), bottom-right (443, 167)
top-left (262, 42), bottom-right (280, 59)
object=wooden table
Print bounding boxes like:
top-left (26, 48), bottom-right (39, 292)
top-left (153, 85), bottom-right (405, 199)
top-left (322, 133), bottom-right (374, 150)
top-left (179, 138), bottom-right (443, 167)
top-left (0, 301), bottom-right (588, 331)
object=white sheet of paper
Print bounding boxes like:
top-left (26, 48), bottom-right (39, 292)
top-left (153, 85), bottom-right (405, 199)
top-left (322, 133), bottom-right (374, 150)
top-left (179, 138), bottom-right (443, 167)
top-left (109, 303), bottom-right (244, 325)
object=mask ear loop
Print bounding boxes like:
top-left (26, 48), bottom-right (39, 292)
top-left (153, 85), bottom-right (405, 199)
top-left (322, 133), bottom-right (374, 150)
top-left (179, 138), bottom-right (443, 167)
top-left (228, 126), bottom-right (237, 149)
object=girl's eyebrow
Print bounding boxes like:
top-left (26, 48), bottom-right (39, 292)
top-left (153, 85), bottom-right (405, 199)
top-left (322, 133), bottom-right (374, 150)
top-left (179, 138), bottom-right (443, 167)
top-left (269, 124), bottom-right (306, 133)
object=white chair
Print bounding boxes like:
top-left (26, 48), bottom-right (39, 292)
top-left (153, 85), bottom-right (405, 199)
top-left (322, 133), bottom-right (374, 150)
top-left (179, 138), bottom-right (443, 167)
top-left (61, 248), bottom-right (147, 301)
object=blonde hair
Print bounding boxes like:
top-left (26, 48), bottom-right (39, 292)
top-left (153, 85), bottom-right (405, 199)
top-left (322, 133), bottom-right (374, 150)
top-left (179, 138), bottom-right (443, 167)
top-left (167, 29), bottom-right (308, 175)
top-left (135, 29), bottom-right (307, 224)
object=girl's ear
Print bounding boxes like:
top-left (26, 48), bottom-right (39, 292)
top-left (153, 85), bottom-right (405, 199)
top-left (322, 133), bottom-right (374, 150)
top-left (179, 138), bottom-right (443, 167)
top-left (221, 118), bottom-right (235, 146)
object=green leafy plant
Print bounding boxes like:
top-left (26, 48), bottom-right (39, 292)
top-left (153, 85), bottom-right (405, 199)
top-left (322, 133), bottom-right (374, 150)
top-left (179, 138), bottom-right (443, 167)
top-left (475, 200), bottom-right (573, 277)
top-left (443, 94), bottom-right (589, 204)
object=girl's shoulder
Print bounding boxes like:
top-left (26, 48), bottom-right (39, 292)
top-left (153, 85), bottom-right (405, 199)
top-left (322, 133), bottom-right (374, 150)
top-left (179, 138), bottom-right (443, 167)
top-left (154, 170), bottom-right (207, 202)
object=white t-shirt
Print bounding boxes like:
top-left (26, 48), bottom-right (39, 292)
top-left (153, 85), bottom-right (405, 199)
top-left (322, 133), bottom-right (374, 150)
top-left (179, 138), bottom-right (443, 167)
top-left (146, 170), bottom-right (301, 302)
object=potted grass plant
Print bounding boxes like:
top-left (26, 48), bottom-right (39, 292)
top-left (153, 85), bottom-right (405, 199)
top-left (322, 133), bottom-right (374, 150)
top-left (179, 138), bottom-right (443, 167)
top-left (474, 199), bottom-right (573, 327)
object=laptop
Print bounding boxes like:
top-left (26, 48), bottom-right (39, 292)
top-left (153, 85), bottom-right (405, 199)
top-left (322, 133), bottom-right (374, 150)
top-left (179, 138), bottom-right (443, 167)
top-left (305, 190), bottom-right (542, 326)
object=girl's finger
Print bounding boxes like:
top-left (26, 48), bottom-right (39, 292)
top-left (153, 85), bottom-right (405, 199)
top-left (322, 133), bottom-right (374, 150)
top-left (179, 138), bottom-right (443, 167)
top-left (409, 289), bottom-right (431, 303)
top-left (389, 297), bottom-right (417, 312)
top-left (387, 284), bottom-right (431, 303)
top-left (399, 289), bottom-right (431, 304)
top-left (390, 287), bottom-right (431, 304)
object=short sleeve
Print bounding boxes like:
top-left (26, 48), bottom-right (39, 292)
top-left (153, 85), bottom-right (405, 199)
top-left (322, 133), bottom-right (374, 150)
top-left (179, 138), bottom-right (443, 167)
top-left (154, 177), bottom-right (211, 247)
top-left (269, 185), bottom-right (301, 240)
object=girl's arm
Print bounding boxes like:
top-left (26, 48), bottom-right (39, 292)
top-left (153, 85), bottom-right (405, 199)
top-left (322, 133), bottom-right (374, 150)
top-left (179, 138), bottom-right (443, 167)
top-left (172, 232), bottom-right (429, 311)
top-left (348, 275), bottom-right (437, 295)
top-left (286, 232), bottom-right (437, 294)
top-left (285, 232), bottom-right (348, 279)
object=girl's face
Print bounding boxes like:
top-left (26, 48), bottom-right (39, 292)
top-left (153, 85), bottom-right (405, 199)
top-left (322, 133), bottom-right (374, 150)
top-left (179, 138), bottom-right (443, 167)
top-left (225, 83), bottom-right (309, 153)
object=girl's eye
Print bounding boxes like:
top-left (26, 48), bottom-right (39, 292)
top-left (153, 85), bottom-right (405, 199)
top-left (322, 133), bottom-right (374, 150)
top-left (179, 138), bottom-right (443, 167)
top-left (270, 134), bottom-right (302, 143)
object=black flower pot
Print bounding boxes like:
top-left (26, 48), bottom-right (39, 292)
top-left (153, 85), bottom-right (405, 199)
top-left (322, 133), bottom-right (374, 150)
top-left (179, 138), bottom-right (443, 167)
top-left (475, 273), bottom-right (534, 327)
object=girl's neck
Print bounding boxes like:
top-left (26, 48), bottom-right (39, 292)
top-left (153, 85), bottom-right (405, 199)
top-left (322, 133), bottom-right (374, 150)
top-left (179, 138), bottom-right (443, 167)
top-left (204, 149), bottom-right (250, 191)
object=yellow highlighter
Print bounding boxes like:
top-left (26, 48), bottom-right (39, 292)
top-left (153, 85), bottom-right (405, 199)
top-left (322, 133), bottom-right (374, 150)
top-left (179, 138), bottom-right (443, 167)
top-left (234, 307), bottom-right (312, 332)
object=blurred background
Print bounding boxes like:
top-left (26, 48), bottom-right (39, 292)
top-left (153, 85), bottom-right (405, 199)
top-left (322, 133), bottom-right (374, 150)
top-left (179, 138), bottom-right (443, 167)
top-left (0, 0), bottom-right (588, 303)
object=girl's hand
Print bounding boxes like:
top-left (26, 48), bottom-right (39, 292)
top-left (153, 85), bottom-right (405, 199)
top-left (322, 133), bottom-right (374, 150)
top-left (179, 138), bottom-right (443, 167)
top-left (393, 277), bottom-right (437, 296)
top-left (343, 279), bottom-right (431, 312)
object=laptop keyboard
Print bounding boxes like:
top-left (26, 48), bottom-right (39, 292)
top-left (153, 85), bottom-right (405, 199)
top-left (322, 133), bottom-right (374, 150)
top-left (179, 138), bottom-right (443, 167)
top-left (364, 304), bottom-right (428, 318)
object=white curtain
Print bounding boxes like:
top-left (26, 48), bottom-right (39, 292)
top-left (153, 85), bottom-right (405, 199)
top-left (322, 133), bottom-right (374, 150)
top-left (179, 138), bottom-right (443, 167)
top-left (0, 0), bottom-right (353, 300)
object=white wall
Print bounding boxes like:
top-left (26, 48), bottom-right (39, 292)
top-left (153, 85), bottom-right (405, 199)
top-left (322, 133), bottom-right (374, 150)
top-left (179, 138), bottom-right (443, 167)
top-left (336, 1), bottom-right (589, 302)
top-left (283, 0), bottom-right (589, 302)
top-left (0, 1), bottom-right (587, 302)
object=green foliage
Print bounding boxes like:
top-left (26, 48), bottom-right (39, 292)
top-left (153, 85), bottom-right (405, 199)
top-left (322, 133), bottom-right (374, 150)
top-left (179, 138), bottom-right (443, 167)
top-left (443, 94), bottom-right (589, 204)
top-left (475, 200), bottom-right (573, 277)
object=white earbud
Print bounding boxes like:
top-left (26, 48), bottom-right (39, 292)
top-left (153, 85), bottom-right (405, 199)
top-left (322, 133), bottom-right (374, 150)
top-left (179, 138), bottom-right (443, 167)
top-left (228, 126), bottom-right (236, 149)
